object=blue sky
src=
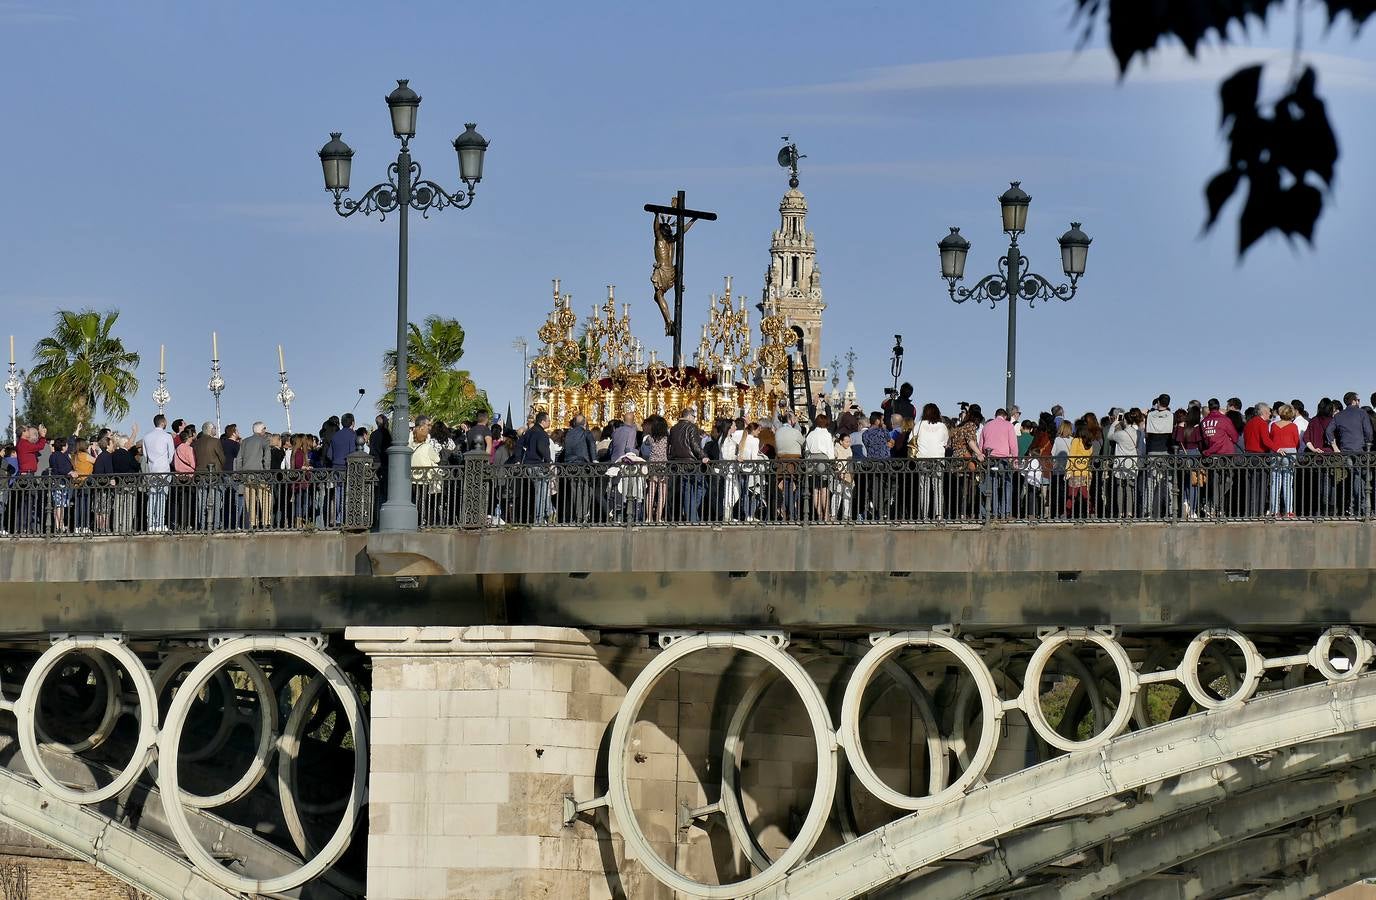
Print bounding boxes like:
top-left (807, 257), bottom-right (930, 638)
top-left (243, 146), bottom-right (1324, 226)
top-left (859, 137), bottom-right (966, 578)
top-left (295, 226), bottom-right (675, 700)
top-left (2, 1), bottom-right (1374, 432)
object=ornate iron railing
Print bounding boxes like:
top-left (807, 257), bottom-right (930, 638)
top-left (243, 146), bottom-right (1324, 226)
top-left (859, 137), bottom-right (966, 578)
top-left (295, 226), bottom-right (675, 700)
top-left (9, 451), bottom-right (1373, 534)
top-left (434, 451), bottom-right (1376, 528)
top-left (0, 457), bottom-right (375, 537)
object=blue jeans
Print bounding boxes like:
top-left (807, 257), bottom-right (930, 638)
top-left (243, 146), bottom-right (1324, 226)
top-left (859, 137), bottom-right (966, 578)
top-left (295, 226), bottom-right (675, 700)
top-left (1270, 454), bottom-right (1295, 515)
top-left (1180, 449), bottom-right (1201, 515)
top-left (680, 473), bottom-right (705, 523)
top-left (146, 476), bottom-right (170, 530)
top-left (982, 461), bottom-right (1012, 518)
top-left (333, 466), bottom-right (349, 524)
top-left (534, 475), bottom-right (553, 522)
top-left (1345, 454), bottom-right (1370, 516)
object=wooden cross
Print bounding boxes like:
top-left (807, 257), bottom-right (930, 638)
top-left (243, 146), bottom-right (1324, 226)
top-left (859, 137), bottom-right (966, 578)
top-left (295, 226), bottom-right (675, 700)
top-left (645, 190), bottom-right (717, 368)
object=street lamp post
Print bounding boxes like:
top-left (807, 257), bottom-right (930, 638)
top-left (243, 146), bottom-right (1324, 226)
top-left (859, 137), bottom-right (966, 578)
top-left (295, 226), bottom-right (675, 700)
top-left (276, 344), bottom-right (295, 432)
top-left (319, 79), bottom-right (489, 533)
top-left (5, 336), bottom-right (20, 443)
top-left (208, 332), bottom-right (224, 433)
top-left (938, 182), bottom-right (1091, 412)
top-left (888, 334), bottom-right (904, 401)
top-left (513, 337), bottom-right (529, 418)
top-left (152, 343), bottom-right (171, 416)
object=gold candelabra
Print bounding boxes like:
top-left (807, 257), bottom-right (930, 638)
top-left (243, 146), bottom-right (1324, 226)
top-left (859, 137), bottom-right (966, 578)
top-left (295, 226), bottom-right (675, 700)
top-left (527, 276), bottom-right (788, 429)
top-left (696, 275), bottom-right (753, 382)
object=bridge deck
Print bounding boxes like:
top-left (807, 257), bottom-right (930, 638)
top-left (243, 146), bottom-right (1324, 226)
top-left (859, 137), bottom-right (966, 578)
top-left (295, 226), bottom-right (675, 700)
top-left (0, 523), bottom-right (1372, 634)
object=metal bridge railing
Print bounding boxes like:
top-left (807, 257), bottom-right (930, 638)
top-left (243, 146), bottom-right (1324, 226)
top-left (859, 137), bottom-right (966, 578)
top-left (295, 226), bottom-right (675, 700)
top-left (10, 451), bottom-right (1373, 535)
top-left (436, 451), bottom-right (1376, 529)
top-left (0, 455), bottom-right (376, 537)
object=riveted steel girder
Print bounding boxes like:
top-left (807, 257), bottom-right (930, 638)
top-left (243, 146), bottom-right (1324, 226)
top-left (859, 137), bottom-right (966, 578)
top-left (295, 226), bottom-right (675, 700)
top-left (882, 733), bottom-right (1376, 900)
top-left (758, 674), bottom-right (1376, 899)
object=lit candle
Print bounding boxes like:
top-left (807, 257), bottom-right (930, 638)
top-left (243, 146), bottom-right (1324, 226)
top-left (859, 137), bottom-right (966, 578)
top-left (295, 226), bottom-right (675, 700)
top-left (278, 344), bottom-right (285, 372)
top-left (212, 331), bottom-right (218, 360)
top-left (159, 344), bottom-right (165, 372)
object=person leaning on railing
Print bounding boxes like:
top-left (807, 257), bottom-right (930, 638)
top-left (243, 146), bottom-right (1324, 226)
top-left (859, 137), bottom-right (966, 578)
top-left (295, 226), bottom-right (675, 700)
top-left (1264, 404), bottom-right (1302, 518)
top-left (1326, 392), bottom-right (1374, 517)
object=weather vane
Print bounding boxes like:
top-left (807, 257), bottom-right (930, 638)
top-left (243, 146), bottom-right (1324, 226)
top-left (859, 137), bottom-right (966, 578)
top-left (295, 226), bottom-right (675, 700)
top-left (778, 136), bottom-right (806, 189)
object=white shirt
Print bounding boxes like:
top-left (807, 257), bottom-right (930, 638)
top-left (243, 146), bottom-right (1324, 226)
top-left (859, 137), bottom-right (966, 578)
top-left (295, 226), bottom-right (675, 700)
top-left (141, 427), bottom-right (175, 473)
top-left (804, 428), bottom-right (835, 459)
top-left (720, 431), bottom-right (740, 461)
top-left (739, 434), bottom-right (761, 461)
top-left (913, 421), bottom-right (950, 459)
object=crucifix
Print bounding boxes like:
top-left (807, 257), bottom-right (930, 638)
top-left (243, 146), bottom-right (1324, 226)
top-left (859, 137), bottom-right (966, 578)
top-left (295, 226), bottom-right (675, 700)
top-left (645, 190), bottom-right (717, 368)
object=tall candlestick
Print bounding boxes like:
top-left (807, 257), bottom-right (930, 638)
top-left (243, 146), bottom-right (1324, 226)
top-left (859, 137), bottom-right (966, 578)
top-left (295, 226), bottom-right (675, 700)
top-left (277, 368), bottom-right (295, 431)
top-left (159, 344), bottom-right (165, 372)
top-left (5, 355), bottom-right (19, 445)
top-left (212, 331), bottom-right (218, 360)
top-left (278, 344), bottom-right (285, 373)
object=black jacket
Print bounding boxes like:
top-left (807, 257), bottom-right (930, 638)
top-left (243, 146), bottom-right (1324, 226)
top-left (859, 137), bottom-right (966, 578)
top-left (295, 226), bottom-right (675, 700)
top-left (668, 420), bottom-right (704, 461)
top-left (520, 426), bottom-right (552, 464)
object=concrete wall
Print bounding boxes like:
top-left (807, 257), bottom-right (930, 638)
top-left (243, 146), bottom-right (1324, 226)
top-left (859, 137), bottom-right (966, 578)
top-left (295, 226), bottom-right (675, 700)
top-left (7, 523), bottom-right (1376, 633)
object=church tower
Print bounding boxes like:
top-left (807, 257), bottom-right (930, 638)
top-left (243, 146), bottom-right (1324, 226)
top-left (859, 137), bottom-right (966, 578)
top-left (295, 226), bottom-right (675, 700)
top-left (762, 140), bottom-right (827, 387)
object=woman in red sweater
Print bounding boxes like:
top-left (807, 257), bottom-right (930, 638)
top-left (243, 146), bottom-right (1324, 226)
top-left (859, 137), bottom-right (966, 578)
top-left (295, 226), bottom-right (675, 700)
top-left (1264, 404), bottom-right (1301, 518)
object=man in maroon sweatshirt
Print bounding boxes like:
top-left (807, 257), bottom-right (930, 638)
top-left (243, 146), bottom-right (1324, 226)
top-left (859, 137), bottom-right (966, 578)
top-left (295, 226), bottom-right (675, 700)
top-left (1200, 400), bottom-right (1239, 517)
top-left (16, 424), bottom-right (46, 474)
top-left (1241, 403), bottom-right (1273, 516)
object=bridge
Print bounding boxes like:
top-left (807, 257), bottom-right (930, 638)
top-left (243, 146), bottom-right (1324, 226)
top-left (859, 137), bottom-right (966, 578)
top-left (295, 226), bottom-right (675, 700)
top-left (2, 459), bottom-right (1376, 898)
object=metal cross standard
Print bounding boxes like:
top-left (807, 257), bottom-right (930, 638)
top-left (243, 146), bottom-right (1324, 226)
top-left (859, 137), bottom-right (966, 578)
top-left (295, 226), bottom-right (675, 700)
top-left (644, 191), bottom-right (717, 368)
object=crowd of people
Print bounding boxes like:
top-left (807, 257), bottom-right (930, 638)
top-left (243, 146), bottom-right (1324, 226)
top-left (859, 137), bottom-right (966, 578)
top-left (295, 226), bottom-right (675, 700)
top-left (0, 412), bottom-right (391, 535)
top-left (5, 384), bottom-right (1376, 534)
top-left (484, 385), bottom-right (1376, 525)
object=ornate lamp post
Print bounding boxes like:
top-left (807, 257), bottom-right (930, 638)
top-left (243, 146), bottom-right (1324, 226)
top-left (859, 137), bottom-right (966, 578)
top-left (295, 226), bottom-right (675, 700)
top-left (208, 332), bottom-right (224, 433)
top-left (319, 79), bottom-right (488, 533)
top-left (888, 334), bottom-right (904, 401)
top-left (276, 344), bottom-right (295, 431)
top-left (152, 344), bottom-right (171, 416)
top-left (939, 181), bottom-right (1091, 412)
top-left (5, 336), bottom-right (20, 443)
top-left (513, 337), bottom-right (529, 419)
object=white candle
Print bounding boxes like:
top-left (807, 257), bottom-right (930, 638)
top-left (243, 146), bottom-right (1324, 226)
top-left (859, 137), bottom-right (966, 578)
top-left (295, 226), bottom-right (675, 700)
top-left (8, 335), bottom-right (13, 365)
top-left (159, 344), bottom-right (165, 372)
top-left (212, 331), bottom-right (218, 360)
top-left (278, 344), bottom-right (285, 372)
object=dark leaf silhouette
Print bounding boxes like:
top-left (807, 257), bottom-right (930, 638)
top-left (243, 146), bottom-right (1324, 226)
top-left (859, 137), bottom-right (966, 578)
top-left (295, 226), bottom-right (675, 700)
top-left (1218, 64), bottom-right (1263, 127)
top-left (1208, 64), bottom-right (1337, 255)
top-left (1074, 1), bottom-right (1353, 257)
top-left (1322, 0), bottom-right (1375, 29)
top-left (1205, 169), bottom-right (1242, 228)
top-left (1074, 0), bottom-right (1283, 72)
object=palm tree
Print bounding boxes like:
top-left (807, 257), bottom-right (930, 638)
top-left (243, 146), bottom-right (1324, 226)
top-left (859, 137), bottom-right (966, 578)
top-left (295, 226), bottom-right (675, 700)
top-left (380, 315), bottom-right (490, 425)
top-left (29, 309), bottom-right (140, 427)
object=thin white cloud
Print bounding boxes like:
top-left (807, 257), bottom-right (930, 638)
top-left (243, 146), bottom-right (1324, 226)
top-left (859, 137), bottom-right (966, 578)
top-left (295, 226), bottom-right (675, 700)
top-left (0, 2), bottom-right (74, 24)
top-left (765, 47), bottom-right (1376, 97)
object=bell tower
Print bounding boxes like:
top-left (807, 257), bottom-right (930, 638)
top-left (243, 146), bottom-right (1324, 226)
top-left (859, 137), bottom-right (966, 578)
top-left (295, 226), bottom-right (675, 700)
top-left (762, 139), bottom-right (827, 387)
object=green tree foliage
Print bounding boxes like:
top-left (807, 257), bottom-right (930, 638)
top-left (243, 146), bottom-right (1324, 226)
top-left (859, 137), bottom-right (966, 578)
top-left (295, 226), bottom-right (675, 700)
top-left (19, 376), bottom-right (83, 439)
top-left (380, 315), bottom-right (491, 425)
top-left (28, 309), bottom-right (140, 428)
top-left (1073, 0), bottom-right (1370, 255)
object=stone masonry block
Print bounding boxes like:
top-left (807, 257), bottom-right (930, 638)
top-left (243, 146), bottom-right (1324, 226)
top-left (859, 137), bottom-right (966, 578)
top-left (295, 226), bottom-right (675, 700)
top-left (439, 688), bottom-right (498, 718)
top-left (464, 717), bottom-right (511, 745)
top-left (461, 661), bottom-right (509, 691)
top-left (399, 660), bottom-right (439, 690)
top-left (372, 716), bottom-right (432, 746)
top-left (443, 802), bottom-right (499, 836)
top-left (466, 771), bottom-right (510, 804)
top-left (390, 691), bottom-right (440, 719)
